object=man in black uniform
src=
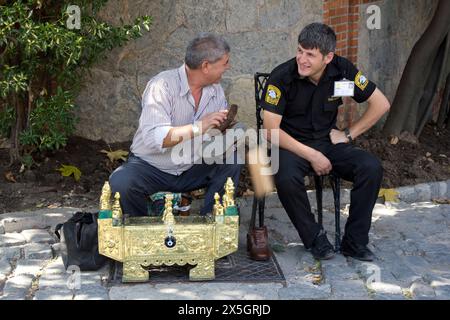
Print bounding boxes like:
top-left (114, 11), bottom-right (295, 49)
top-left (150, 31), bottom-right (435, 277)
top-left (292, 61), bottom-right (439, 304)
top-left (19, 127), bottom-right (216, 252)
top-left (261, 23), bottom-right (390, 261)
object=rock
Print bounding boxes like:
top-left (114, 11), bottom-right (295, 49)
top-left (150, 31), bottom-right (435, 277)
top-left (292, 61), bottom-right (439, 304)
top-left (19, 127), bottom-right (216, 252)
top-left (0, 233), bottom-right (27, 247)
top-left (21, 229), bottom-right (55, 244)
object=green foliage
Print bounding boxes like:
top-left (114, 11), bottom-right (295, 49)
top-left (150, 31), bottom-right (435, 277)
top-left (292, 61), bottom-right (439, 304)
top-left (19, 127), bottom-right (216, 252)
top-left (0, 105), bottom-right (15, 137)
top-left (0, 0), bottom-right (152, 160)
top-left (19, 87), bottom-right (76, 152)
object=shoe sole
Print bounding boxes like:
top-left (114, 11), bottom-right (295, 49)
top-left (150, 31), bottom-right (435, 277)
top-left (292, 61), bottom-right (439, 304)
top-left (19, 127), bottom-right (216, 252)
top-left (342, 252), bottom-right (374, 262)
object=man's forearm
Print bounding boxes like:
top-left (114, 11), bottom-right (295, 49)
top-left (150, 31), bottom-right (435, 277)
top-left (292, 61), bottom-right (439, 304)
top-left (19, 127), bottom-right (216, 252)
top-left (348, 89), bottom-right (390, 139)
top-left (266, 128), bottom-right (317, 162)
top-left (162, 124), bottom-right (195, 148)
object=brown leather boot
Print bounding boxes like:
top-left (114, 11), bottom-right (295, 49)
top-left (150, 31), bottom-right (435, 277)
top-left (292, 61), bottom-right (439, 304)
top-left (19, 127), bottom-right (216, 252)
top-left (247, 226), bottom-right (271, 261)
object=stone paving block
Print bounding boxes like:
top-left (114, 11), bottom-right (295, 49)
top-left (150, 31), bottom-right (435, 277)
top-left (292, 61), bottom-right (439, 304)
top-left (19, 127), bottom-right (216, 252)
top-left (0, 224), bottom-right (4, 235)
top-left (0, 246), bottom-right (22, 260)
top-left (183, 283), bottom-right (282, 300)
top-left (0, 233), bottom-right (27, 247)
top-left (0, 209), bottom-right (75, 233)
top-left (1, 218), bottom-right (47, 234)
top-left (14, 259), bottom-right (47, 276)
top-left (368, 282), bottom-right (403, 295)
top-left (436, 182), bottom-right (447, 198)
top-left (278, 283), bottom-right (331, 300)
top-left (23, 243), bottom-right (53, 260)
top-left (73, 285), bottom-right (109, 300)
top-left (447, 180), bottom-right (450, 198)
top-left (0, 274), bottom-right (34, 300)
top-left (372, 292), bottom-right (406, 300)
top-left (322, 265), bottom-right (360, 282)
top-left (38, 272), bottom-right (71, 289)
top-left (330, 279), bottom-right (369, 299)
top-left (33, 288), bottom-right (74, 300)
top-left (434, 285), bottom-right (450, 300)
top-left (0, 258), bottom-right (12, 276)
top-left (414, 184), bottom-right (431, 202)
top-left (396, 187), bottom-right (416, 203)
top-left (410, 280), bottom-right (436, 300)
top-left (21, 229), bottom-right (55, 244)
top-left (43, 257), bottom-right (66, 275)
top-left (429, 182), bottom-right (440, 200)
top-left (110, 284), bottom-right (198, 300)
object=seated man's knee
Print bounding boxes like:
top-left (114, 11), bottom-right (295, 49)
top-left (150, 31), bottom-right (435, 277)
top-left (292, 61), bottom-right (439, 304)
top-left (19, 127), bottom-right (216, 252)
top-left (358, 155), bottom-right (383, 179)
top-left (275, 172), bottom-right (305, 192)
top-left (109, 167), bottom-right (134, 195)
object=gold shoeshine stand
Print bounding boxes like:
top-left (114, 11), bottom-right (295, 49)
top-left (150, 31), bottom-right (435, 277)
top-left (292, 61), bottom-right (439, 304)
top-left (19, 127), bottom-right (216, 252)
top-left (97, 178), bottom-right (239, 282)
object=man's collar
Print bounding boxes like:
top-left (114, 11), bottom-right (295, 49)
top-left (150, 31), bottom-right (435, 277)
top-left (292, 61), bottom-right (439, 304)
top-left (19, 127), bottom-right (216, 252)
top-left (178, 64), bottom-right (190, 97)
top-left (178, 64), bottom-right (217, 97)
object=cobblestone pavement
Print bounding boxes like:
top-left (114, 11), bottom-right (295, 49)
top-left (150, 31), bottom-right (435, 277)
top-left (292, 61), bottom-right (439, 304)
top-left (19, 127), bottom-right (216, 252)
top-left (0, 185), bottom-right (449, 300)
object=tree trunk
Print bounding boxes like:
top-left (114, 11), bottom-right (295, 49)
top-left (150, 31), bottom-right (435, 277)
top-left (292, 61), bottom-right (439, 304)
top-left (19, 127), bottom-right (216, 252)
top-left (437, 73), bottom-right (450, 127)
top-left (383, 0), bottom-right (450, 136)
top-left (415, 35), bottom-right (448, 137)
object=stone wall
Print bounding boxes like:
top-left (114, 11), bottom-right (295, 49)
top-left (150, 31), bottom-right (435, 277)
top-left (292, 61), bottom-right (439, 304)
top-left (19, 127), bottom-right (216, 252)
top-left (74, 0), bottom-right (323, 143)
top-left (74, 0), bottom-right (442, 142)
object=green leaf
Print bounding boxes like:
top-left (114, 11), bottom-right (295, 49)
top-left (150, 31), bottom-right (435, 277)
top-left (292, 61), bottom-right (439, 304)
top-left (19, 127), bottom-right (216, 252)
top-left (57, 165), bottom-right (82, 182)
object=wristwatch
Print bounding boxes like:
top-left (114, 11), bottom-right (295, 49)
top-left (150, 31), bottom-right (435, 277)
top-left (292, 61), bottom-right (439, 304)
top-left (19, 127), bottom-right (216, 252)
top-left (344, 128), bottom-right (353, 143)
top-left (192, 122), bottom-right (201, 137)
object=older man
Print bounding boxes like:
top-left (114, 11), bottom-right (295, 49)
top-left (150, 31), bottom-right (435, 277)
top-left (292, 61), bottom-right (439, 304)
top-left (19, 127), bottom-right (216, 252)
top-left (110, 33), bottom-right (243, 216)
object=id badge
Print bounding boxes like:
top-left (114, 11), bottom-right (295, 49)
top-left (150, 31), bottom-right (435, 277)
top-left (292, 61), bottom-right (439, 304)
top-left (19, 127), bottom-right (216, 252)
top-left (334, 80), bottom-right (355, 97)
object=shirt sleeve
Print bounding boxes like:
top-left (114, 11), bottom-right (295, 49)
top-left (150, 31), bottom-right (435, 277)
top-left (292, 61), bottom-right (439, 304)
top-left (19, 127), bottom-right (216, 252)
top-left (342, 60), bottom-right (377, 103)
top-left (139, 78), bottom-right (173, 153)
top-left (259, 75), bottom-right (287, 116)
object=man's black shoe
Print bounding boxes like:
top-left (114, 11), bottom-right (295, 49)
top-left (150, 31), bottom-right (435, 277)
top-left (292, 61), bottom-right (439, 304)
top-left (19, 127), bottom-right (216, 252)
top-left (310, 230), bottom-right (335, 260)
top-left (341, 240), bottom-right (375, 262)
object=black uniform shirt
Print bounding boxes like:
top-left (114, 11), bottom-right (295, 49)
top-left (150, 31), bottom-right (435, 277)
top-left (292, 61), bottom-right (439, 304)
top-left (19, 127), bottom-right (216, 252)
top-left (260, 55), bottom-right (377, 142)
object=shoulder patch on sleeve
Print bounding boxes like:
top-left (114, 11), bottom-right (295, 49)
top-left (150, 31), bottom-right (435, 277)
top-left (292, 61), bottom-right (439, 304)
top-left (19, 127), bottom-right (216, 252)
top-left (355, 71), bottom-right (369, 91)
top-left (265, 85), bottom-right (282, 106)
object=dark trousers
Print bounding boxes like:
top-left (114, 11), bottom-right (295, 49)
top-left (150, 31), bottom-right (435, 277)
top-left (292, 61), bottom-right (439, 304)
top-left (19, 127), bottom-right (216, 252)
top-left (275, 140), bottom-right (383, 248)
top-left (109, 154), bottom-right (243, 216)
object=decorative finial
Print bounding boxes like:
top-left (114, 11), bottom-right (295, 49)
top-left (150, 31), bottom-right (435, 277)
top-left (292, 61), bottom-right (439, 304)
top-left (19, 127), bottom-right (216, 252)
top-left (112, 192), bottom-right (122, 226)
top-left (225, 178), bottom-right (235, 206)
top-left (163, 194), bottom-right (175, 225)
top-left (100, 181), bottom-right (112, 210)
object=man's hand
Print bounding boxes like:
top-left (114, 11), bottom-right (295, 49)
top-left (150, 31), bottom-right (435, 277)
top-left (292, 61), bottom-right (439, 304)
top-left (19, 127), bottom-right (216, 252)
top-left (310, 150), bottom-right (332, 176)
top-left (329, 129), bottom-right (349, 145)
top-left (200, 110), bottom-right (228, 134)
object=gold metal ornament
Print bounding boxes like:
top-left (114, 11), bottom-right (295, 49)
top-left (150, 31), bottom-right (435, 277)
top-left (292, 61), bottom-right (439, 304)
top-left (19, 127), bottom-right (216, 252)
top-left (98, 179), bottom-right (239, 282)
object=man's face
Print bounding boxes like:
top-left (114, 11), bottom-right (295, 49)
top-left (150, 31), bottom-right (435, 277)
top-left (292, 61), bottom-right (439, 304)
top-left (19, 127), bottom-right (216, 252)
top-left (203, 53), bottom-right (230, 84)
top-left (296, 44), bottom-right (332, 80)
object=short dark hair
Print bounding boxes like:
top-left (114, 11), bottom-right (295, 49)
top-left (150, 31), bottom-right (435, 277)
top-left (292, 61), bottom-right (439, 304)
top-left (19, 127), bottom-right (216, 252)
top-left (298, 23), bottom-right (336, 56)
top-left (185, 33), bottom-right (230, 69)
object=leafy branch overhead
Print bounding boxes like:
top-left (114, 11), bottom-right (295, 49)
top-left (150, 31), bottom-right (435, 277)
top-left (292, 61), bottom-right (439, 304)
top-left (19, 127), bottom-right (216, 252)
top-left (0, 0), bottom-right (152, 164)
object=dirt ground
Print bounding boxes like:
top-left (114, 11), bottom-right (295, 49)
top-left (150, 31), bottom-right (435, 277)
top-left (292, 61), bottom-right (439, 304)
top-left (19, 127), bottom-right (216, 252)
top-left (1, 124), bottom-right (449, 214)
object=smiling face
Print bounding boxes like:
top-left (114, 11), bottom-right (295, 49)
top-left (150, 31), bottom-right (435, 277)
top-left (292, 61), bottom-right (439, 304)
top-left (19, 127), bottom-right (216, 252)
top-left (296, 44), bottom-right (333, 83)
top-left (202, 53), bottom-right (230, 84)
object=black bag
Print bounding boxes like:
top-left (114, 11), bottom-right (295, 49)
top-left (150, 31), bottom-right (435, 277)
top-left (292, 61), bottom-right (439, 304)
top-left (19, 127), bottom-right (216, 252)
top-left (55, 211), bottom-right (108, 271)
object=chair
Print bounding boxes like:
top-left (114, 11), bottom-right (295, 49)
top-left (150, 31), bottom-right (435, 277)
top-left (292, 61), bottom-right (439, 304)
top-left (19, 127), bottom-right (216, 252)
top-left (249, 72), bottom-right (342, 253)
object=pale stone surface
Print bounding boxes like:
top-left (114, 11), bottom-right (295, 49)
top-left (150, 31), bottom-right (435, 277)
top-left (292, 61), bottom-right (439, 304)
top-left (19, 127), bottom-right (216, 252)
top-left (21, 229), bottom-right (55, 244)
top-left (0, 233), bottom-right (27, 247)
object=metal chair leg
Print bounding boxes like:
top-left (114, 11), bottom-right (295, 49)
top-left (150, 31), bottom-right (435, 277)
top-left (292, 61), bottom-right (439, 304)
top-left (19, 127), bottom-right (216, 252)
top-left (330, 175), bottom-right (341, 252)
top-left (258, 197), bottom-right (265, 227)
top-left (314, 175), bottom-right (323, 226)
